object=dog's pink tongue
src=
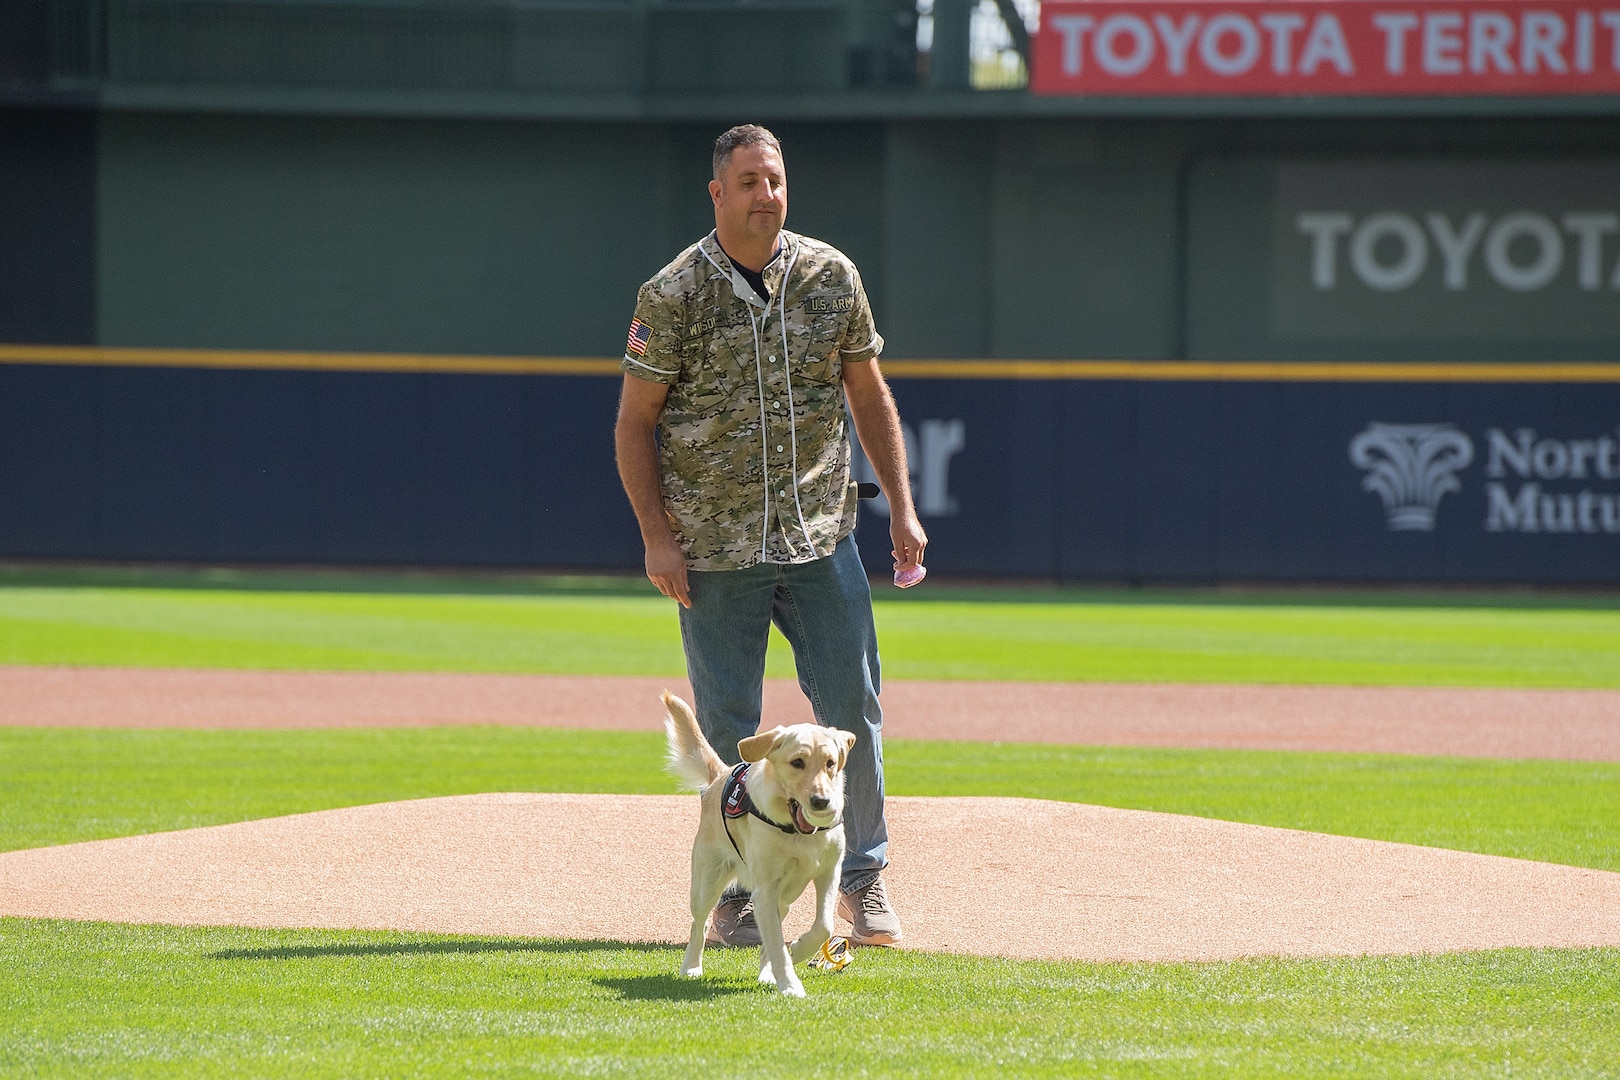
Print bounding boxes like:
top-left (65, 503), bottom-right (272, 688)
top-left (790, 802), bottom-right (816, 834)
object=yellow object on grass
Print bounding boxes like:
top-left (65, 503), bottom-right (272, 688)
top-left (809, 936), bottom-right (854, 972)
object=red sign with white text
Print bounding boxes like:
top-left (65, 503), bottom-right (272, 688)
top-left (1032, 0), bottom-right (1620, 94)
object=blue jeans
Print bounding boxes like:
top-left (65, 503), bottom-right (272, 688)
top-left (678, 534), bottom-right (887, 894)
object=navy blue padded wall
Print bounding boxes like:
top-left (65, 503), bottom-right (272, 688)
top-left (854, 377), bottom-right (1620, 584)
top-left (6, 363), bottom-right (1619, 581)
top-left (0, 364), bottom-right (643, 568)
top-left (0, 365), bottom-right (102, 556)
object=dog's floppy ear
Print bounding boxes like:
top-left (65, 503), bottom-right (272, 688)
top-left (738, 726), bottom-right (788, 763)
top-left (832, 730), bottom-right (857, 771)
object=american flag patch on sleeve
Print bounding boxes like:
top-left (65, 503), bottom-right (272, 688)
top-left (626, 318), bottom-right (653, 357)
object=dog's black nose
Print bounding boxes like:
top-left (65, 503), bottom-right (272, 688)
top-left (810, 796), bottom-right (830, 812)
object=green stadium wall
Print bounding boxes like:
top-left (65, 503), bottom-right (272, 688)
top-left (3, 106), bottom-right (1620, 580)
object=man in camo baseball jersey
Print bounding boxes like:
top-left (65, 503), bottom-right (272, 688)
top-left (616, 124), bottom-right (926, 948)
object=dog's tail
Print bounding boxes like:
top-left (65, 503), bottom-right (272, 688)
top-left (662, 691), bottom-right (726, 792)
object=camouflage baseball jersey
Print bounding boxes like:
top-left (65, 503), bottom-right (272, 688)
top-left (622, 229), bottom-right (883, 570)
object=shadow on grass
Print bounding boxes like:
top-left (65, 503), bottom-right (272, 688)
top-left (210, 936), bottom-right (763, 1000)
top-left (594, 973), bottom-right (758, 1001)
top-left (209, 937), bottom-right (674, 961)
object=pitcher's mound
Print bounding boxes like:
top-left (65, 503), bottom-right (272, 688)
top-left (4, 794), bottom-right (1618, 963)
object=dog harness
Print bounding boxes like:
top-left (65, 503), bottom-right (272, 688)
top-left (722, 762), bottom-right (800, 834)
top-left (719, 761), bottom-right (838, 858)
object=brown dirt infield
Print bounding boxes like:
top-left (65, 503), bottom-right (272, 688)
top-left (5, 793), bottom-right (1620, 963)
top-left (3, 665), bottom-right (1618, 760)
top-left (6, 666), bottom-right (1619, 961)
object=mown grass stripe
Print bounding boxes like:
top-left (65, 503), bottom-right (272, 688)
top-left (5, 584), bottom-right (1618, 687)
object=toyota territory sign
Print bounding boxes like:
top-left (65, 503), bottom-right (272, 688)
top-left (1033, 0), bottom-right (1620, 95)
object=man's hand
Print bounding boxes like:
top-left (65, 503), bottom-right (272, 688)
top-left (645, 535), bottom-right (692, 609)
top-left (890, 508), bottom-right (928, 572)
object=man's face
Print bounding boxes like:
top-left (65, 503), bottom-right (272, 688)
top-left (709, 143), bottom-right (787, 247)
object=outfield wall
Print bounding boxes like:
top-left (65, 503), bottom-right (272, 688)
top-left (3, 360), bottom-right (1615, 582)
top-left (3, 107), bottom-right (1618, 581)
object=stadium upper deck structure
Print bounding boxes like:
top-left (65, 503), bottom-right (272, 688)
top-left (3, 0), bottom-right (1619, 582)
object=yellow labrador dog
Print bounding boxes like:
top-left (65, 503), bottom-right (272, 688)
top-left (662, 691), bottom-right (856, 998)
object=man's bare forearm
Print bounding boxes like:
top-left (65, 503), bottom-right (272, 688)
top-left (615, 418), bottom-right (676, 547)
top-left (615, 374), bottom-right (691, 606)
top-left (847, 372), bottom-right (915, 516)
top-left (845, 361), bottom-right (927, 568)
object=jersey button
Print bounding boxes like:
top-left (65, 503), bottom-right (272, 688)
top-left (776, 445), bottom-right (784, 452)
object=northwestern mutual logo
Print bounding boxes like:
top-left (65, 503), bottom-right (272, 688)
top-left (1483, 428), bottom-right (1620, 533)
top-left (1349, 422), bottom-right (1620, 534)
top-left (1348, 422), bottom-right (1474, 531)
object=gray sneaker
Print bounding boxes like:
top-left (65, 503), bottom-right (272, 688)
top-left (706, 893), bottom-right (761, 946)
top-left (837, 876), bottom-right (903, 945)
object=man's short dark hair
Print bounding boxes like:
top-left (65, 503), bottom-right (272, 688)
top-left (713, 125), bottom-right (782, 181)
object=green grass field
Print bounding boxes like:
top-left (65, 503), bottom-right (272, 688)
top-left (4, 574), bottom-right (1620, 686)
top-left (4, 920), bottom-right (1615, 1079)
top-left (4, 568), bottom-right (1619, 1076)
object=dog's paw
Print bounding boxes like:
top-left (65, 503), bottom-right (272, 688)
top-left (777, 981), bottom-right (807, 999)
top-left (757, 964), bottom-right (776, 985)
top-left (680, 965), bottom-right (703, 978)
top-left (788, 934), bottom-right (825, 966)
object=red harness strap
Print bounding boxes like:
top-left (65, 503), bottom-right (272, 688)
top-left (721, 762), bottom-right (758, 822)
